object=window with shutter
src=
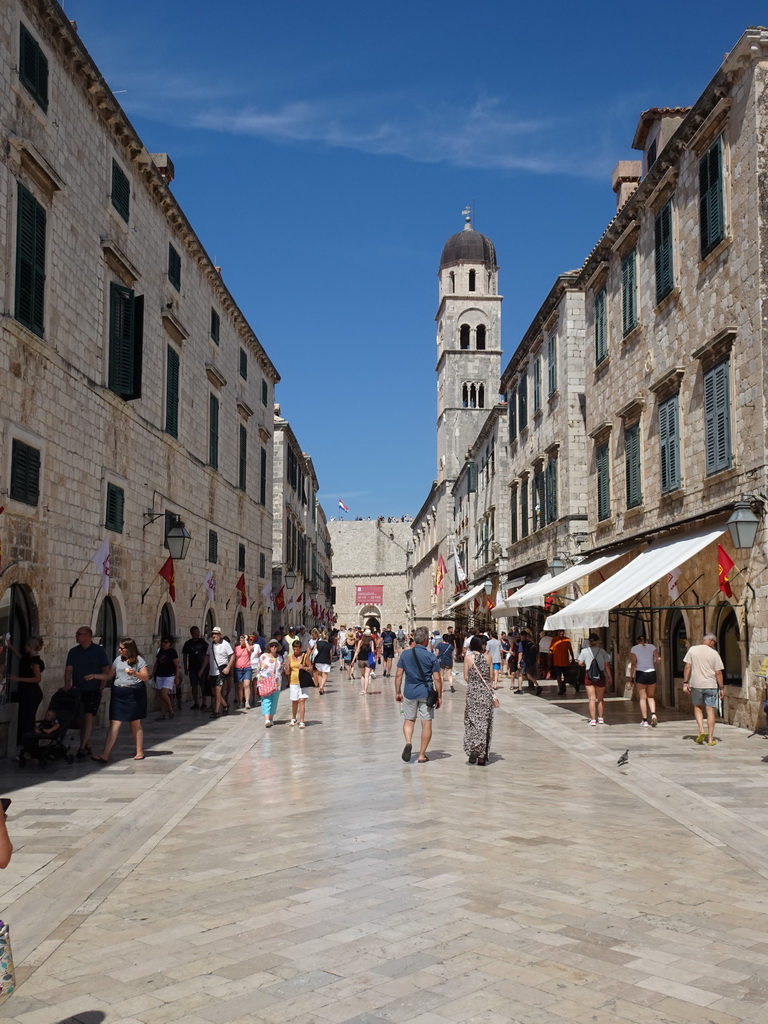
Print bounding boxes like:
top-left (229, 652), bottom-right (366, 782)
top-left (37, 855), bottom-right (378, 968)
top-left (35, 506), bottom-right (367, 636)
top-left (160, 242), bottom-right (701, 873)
top-left (508, 390), bottom-right (517, 441)
top-left (210, 308), bottom-right (220, 344)
top-left (168, 243), bottom-right (181, 290)
top-left (208, 530), bottom-right (218, 563)
top-left (108, 284), bottom-right (143, 399)
top-left (111, 160), bottom-right (130, 221)
top-left (15, 184), bottom-right (46, 337)
top-left (597, 444), bottom-right (610, 521)
top-left (105, 483), bottom-right (124, 532)
top-left (209, 394), bottom-right (219, 469)
top-left (654, 201), bottom-right (674, 302)
top-left (533, 357), bottom-right (542, 412)
top-left (19, 25), bottom-right (48, 111)
top-left (165, 346), bottom-right (180, 437)
top-left (521, 482), bottom-right (529, 538)
top-left (10, 439), bottom-right (40, 506)
top-left (260, 447), bottom-right (267, 505)
top-left (238, 425), bottom-right (247, 491)
top-left (238, 544), bottom-right (246, 572)
top-left (259, 552), bottom-right (266, 578)
top-left (239, 348), bottom-right (248, 381)
top-left (546, 459), bottom-right (558, 523)
top-left (659, 394), bottom-right (680, 493)
top-left (261, 379), bottom-right (268, 406)
top-left (510, 488), bottom-right (518, 543)
top-left (467, 463), bottom-right (478, 493)
top-left (518, 377), bottom-right (528, 430)
top-left (704, 360), bottom-right (731, 474)
top-left (625, 423), bottom-right (642, 508)
top-left (700, 136), bottom-right (725, 258)
top-left (547, 334), bottom-right (557, 395)
top-left (621, 250), bottom-right (638, 336)
top-left (595, 289), bottom-right (607, 364)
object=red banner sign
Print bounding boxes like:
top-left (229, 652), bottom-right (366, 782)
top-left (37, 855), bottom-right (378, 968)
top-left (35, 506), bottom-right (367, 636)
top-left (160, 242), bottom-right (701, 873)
top-left (356, 585), bottom-right (383, 605)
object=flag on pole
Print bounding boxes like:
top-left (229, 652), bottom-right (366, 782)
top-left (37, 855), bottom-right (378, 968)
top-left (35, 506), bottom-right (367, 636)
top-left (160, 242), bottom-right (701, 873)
top-left (92, 538), bottom-right (110, 596)
top-left (338, 500), bottom-right (349, 513)
top-left (274, 586), bottom-right (285, 612)
top-left (473, 597), bottom-right (480, 613)
top-left (485, 593), bottom-right (494, 611)
top-left (451, 535), bottom-right (467, 583)
top-left (261, 581), bottom-right (274, 609)
top-left (158, 556), bottom-right (176, 602)
top-left (204, 570), bottom-right (216, 603)
top-left (235, 573), bottom-right (247, 608)
top-left (718, 545), bottom-right (735, 598)
top-left (667, 567), bottom-right (681, 601)
top-left (434, 555), bottom-right (447, 595)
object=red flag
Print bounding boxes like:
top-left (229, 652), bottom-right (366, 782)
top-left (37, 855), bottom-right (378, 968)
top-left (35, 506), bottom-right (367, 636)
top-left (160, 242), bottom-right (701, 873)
top-left (434, 554), bottom-right (447, 595)
top-left (718, 545), bottom-right (735, 598)
top-left (158, 556), bottom-right (176, 603)
top-left (485, 593), bottom-right (494, 611)
top-left (274, 586), bottom-right (285, 612)
top-left (235, 573), bottom-right (247, 608)
top-left (473, 597), bottom-right (480, 613)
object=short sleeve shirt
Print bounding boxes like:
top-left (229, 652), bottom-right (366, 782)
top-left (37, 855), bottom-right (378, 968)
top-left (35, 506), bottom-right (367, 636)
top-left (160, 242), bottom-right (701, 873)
top-left (182, 638), bottom-right (209, 673)
top-left (400, 646), bottom-right (440, 700)
top-left (113, 655), bottom-right (147, 688)
top-left (579, 647), bottom-right (611, 674)
top-left (684, 644), bottom-right (724, 688)
top-left (435, 641), bottom-right (453, 667)
top-left (155, 648), bottom-right (178, 677)
top-left (631, 643), bottom-right (658, 673)
top-left (208, 640), bottom-right (234, 676)
top-left (66, 643), bottom-right (110, 691)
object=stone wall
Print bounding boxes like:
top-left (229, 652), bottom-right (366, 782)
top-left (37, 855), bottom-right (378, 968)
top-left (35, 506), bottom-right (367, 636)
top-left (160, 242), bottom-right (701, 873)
top-left (328, 520), bottom-right (411, 630)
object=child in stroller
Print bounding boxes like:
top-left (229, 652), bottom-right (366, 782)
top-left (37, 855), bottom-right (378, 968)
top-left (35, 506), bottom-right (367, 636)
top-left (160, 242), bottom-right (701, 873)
top-left (19, 688), bottom-right (81, 768)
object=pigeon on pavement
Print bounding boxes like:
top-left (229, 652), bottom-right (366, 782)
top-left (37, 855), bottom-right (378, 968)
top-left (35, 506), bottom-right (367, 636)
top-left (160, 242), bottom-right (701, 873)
top-left (617, 750), bottom-right (629, 767)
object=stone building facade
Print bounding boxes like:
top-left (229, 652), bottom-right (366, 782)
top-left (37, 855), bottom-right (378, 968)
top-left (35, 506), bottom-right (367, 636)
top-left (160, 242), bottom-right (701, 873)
top-left (328, 520), bottom-right (412, 632)
top-left (270, 412), bottom-right (332, 636)
top-left (0, 1), bottom-right (292, 736)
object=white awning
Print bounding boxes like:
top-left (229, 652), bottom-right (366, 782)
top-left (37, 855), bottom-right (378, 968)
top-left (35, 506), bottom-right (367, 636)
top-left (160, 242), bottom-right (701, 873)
top-left (492, 573), bottom-right (552, 616)
top-left (544, 526), bottom-right (725, 632)
top-left (502, 551), bottom-right (626, 609)
top-left (444, 581), bottom-right (487, 612)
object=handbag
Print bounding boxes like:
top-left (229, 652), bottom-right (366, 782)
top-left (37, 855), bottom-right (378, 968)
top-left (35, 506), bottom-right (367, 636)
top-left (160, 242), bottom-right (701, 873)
top-left (0, 920), bottom-right (16, 997)
top-left (367, 651), bottom-right (376, 669)
top-left (257, 659), bottom-right (279, 696)
top-left (299, 668), bottom-right (314, 688)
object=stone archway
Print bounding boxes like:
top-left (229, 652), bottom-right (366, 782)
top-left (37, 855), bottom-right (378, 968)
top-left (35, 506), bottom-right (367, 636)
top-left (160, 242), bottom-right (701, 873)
top-left (359, 605), bottom-right (380, 631)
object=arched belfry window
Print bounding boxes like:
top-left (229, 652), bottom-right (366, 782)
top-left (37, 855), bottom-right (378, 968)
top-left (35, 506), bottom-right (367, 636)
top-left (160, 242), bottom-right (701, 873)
top-left (478, 384), bottom-right (485, 409)
top-left (476, 324), bottom-right (486, 350)
top-left (460, 324), bottom-right (470, 350)
top-left (469, 269), bottom-right (476, 292)
top-left (449, 272), bottom-right (455, 293)
top-left (469, 384), bottom-right (477, 408)
top-left (462, 384), bottom-right (469, 408)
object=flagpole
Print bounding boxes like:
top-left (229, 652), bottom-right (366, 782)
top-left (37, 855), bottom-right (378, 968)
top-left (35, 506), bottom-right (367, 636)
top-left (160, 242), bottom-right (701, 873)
top-left (190, 579), bottom-right (204, 607)
top-left (69, 556), bottom-right (93, 599)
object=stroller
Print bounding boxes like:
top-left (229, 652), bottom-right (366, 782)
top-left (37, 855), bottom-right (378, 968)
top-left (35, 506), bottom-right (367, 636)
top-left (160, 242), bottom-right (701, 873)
top-left (18, 688), bottom-right (82, 768)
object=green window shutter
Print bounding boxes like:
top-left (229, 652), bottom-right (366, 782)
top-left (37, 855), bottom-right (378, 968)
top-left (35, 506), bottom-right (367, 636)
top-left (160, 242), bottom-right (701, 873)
top-left (654, 201), bottom-right (673, 302)
top-left (510, 488), bottom-right (518, 543)
top-left (259, 447), bottom-right (267, 505)
top-left (108, 283), bottom-right (135, 396)
top-left (165, 346), bottom-right (180, 437)
top-left (10, 439), bottom-right (40, 506)
top-left (547, 334), bottom-right (557, 395)
top-left (546, 459), bottom-right (558, 523)
top-left (518, 377), bottom-right (528, 430)
top-left (595, 288), bottom-right (607, 364)
top-left (208, 529), bottom-right (218, 563)
top-left (19, 25), bottom-right (48, 111)
top-left (15, 184), bottom-right (46, 337)
top-left (508, 390), bottom-right (517, 441)
top-left (238, 544), bottom-right (246, 572)
top-left (700, 137), bottom-right (725, 258)
top-left (238, 425), bottom-right (247, 490)
top-left (597, 444), bottom-right (610, 522)
top-left (105, 483), bottom-right (125, 532)
top-left (533, 357), bottom-right (541, 411)
top-left (210, 308), bottom-right (220, 343)
top-left (239, 348), bottom-right (248, 380)
top-left (259, 552), bottom-right (266, 578)
top-left (111, 160), bottom-right (130, 221)
top-left (621, 250), bottom-right (637, 336)
top-left (704, 360), bottom-right (731, 474)
top-left (261, 379), bottom-right (268, 406)
top-left (168, 243), bottom-right (181, 290)
top-left (209, 394), bottom-right (219, 469)
top-left (625, 423), bottom-right (642, 508)
top-left (659, 394), bottom-right (680, 493)
top-left (520, 483), bottom-right (529, 538)
top-left (467, 462), bottom-right (478, 493)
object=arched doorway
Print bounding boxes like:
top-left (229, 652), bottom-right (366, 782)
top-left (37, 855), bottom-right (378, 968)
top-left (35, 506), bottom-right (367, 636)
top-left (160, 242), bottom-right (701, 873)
top-left (667, 609), bottom-right (688, 708)
top-left (0, 584), bottom-right (35, 699)
top-left (360, 605), bottom-right (380, 631)
top-left (234, 612), bottom-right (244, 640)
top-left (204, 608), bottom-right (215, 639)
top-left (717, 605), bottom-right (742, 687)
top-left (95, 596), bottom-right (119, 662)
top-left (158, 602), bottom-right (175, 642)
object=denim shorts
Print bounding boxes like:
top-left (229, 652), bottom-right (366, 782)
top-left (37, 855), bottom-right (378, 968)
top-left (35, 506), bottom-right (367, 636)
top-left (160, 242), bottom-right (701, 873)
top-left (235, 667), bottom-right (252, 683)
top-left (692, 687), bottom-right (719, 708)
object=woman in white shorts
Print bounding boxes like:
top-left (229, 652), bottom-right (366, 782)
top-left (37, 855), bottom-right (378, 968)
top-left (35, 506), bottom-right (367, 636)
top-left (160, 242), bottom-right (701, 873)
top-left (284, 640), bottom-right (310, 728)
top-left (313, 630), bottom-right (334, 695)
top-left (152, 637), bottom-right (178, 720)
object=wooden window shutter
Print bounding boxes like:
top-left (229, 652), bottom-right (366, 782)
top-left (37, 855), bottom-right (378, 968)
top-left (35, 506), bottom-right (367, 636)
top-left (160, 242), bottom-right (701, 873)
top-left (165, 346), bottom-right (180, 437)
top-left (597, 444), bottom-right (610, 521)
top-left (659, 394), bottom-right (680, 493)
top-left (546, 459), bottom-right (558, 523)
top-left (595, 289), bottom-right (607, 363)
top-left (19, 25), bottom-right (48, 111)
top-left (700, 137), bottom-right (725, 257)
top-left (10, 439), bottom-right (40, 506)
top-left (168, 243), bottom-right (181, 290)
top-left (621, 250), bottom-right (637, 336)
top-left (518, 377), bottom-right (528, 430)
top-left (467, 462), bottom-right (478, 493)
top-left (111, 160), bottom-right (130, 221)
top-left (209, 394), bottom-right (219, 469)
top-left (210, 308), bottom-right (220, 343)
top-left (510, 488), bottom-right (518, 543)
top-left (520, 483), bottom-right (529, 538)
top-left (655, 201), bottom-right (673, 302)
top-left (108, 283), bottom-right (141, 398)
top-left (105, 483), bottom-right (125, 532)
top-left (704, 360), bottom-right (731, 474)
top-left (533, 357), bottom-right (541, 411)
top-left (508, 391), bottom-right (517, 441)
top-left (15, 184), bottom-right (46, 337)
top-left (238, 425), bottom-right (247, 490)
top-left (625, 423), bottom-right (642, 508)
top-left (239, 348), bottom-right (248, 381)
top-left (208, 530), bottom-right (218, 563)
top-left (238, 544), bottom-right (246, 572)
top-left (260, 447), bottom-right (267, 505)
top-left (547, 334), bottom-right (557, 395)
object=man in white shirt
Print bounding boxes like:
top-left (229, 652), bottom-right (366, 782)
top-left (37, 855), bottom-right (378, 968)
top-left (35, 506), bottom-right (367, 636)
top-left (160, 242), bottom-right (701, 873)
top-left (683, 633), bottom-right (724, 746)
top-left (629, 635), bottom-right (661, 728)
top-left (208, 628), bottom-right (234, 719)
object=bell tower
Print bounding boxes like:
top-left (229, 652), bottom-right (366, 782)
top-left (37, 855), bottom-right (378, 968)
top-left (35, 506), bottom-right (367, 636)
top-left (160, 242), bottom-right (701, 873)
top-left (435, 214), bottom-right (502, 484)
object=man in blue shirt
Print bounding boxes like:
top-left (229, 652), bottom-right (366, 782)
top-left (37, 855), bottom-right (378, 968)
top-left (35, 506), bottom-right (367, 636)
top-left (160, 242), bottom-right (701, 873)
top-left (395, 626), bottom-right (441, 764)
top-left (64, 626), bottom-right (110, 758)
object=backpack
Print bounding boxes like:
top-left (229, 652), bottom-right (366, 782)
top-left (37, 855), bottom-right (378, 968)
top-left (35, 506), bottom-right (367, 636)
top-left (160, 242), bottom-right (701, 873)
top-left (587, 652), bottom-right (602, 681)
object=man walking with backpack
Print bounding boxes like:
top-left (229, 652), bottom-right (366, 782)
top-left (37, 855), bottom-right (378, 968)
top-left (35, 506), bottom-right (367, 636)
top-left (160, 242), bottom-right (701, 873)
top-left (578, 633), bottom-right (613, 725)
top-left (395, 627), bottom-right (442, 763)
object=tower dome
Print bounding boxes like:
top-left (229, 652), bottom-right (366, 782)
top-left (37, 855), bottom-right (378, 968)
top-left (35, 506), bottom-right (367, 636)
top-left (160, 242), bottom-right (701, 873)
top-left (439, 216), bottom-right (497, 269)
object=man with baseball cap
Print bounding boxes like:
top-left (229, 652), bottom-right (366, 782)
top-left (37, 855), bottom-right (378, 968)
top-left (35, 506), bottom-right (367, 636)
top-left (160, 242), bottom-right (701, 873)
top-left (207, 628), bottom-right (234, 719)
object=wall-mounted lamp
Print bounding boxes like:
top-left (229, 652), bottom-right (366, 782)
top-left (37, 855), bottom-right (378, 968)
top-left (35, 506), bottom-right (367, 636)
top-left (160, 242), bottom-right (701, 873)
top-left (143, 510), bottom-right (191, 560)
top-left (483, 579), bottom-right (493, 595)
top-left (284, 568), bottom-right (297, 590)
top-left (548, 556), bottom-right (566, 576)
top-left (726, 500), bottom-right (761, 551)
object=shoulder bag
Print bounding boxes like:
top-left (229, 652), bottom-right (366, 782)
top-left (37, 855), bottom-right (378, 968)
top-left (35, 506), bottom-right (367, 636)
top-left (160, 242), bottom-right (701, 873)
top-left (410, 647), bottom-right (439, 708)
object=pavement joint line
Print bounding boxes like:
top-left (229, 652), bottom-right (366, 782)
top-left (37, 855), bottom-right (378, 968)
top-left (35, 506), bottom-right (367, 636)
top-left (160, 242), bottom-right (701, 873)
top-left (7, 712), bottom-right (267, 975)
top-left (503, 700), bottom-right (768, 876)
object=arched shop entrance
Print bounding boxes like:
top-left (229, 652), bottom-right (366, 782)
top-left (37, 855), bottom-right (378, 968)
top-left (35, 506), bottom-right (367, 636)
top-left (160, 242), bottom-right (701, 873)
top-left (0, 584), bottom-right (36, 700)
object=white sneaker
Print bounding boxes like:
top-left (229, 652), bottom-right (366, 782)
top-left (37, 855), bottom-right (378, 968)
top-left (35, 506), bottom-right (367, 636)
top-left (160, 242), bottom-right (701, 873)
top-left (244, 702), bottom-right (251, 709)
top-left (589, 719), bottom-right (597, 726)
top-left (290, 718), bottom-right (296, 726)
top-left (641, 720), bottom-right (650, 728)
top-left (265, 720), bottom-right (272, 728)
top-left (298, 722), bottom-right (306, 729)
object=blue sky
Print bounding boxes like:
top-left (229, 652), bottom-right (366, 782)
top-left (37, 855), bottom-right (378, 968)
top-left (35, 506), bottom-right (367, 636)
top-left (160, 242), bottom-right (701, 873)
top-left (68, 0), bottom-right (764, 519)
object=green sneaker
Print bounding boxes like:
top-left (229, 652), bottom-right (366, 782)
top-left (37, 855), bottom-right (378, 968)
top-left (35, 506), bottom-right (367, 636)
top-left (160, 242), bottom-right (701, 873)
top-left (695, 733), bottom-right (706, 744)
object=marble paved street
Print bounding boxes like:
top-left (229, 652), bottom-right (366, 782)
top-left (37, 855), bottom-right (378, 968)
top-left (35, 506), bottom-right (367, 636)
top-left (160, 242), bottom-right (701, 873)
top-left (3, 665), bottom-right (768, 1023)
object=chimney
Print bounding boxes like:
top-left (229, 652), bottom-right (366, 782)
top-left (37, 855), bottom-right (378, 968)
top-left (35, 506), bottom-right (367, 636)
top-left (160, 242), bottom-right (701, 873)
top-left (612, 160), bottom-right (642, 211)
top-left (150, 153), bottom-right (175, 183)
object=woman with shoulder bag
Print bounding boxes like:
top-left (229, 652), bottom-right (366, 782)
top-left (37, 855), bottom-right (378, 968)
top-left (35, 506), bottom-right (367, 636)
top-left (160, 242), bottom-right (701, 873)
top-left (91, 637), bottom-right (150, 762)
top-left (257, 641), bottom-right (282, 727)
top-left (463, 635), bottom-right (497, 766)
top-left (353, 628), bottom-right (374, 696)
top-left (313, 630), bottom-right (334, 694)
top-left (284, 640), bottom-right (310, 727)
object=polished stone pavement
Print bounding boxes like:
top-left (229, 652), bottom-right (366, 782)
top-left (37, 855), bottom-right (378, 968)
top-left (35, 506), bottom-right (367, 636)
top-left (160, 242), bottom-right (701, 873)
top-left (2, 665), bottom-right (768, 1023)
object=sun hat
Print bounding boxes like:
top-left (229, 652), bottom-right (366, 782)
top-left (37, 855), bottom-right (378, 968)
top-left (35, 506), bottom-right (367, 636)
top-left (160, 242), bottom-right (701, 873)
top-left (212, 626), bottom-right (222, 633)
